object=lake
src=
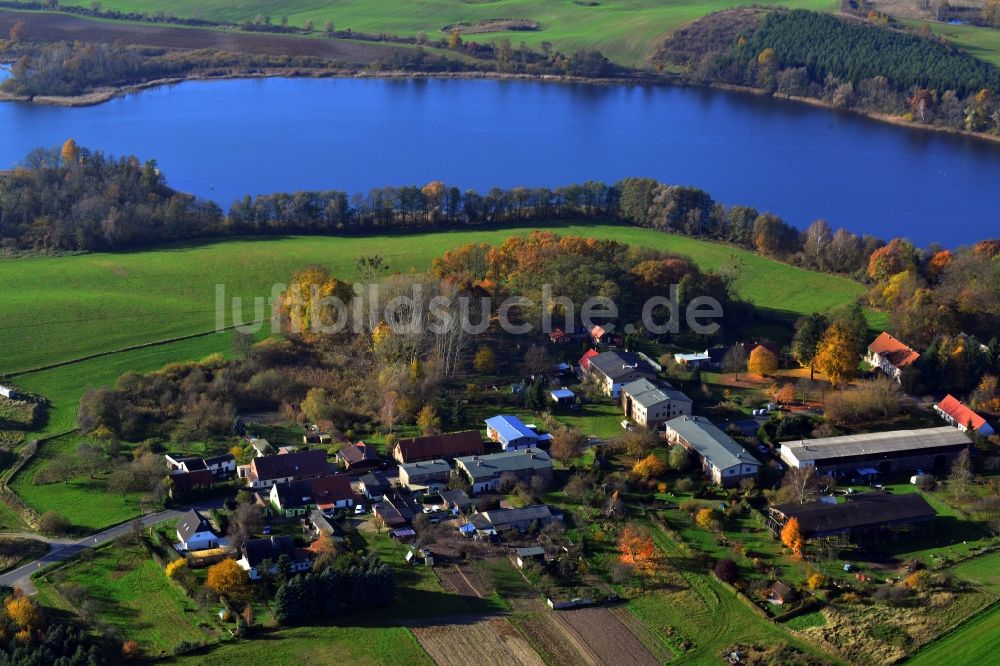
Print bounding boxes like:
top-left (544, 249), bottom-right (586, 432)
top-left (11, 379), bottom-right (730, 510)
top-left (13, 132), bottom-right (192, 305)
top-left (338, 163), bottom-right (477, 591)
top-left (2, 76), bottom-right (999, 246)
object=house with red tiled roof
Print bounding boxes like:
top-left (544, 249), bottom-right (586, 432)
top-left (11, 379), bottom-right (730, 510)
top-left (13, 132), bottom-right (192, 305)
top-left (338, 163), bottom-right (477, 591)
top-left (392, 430), bottom-right (484, 464)
top-left (578, 348), bottom-right (599, 370)
top-left (548, 328), bottom-right (571, 344)
top-left (935, 395), bottom-right (995, 437)
top-left (866, 332), bottom-right (920, 382)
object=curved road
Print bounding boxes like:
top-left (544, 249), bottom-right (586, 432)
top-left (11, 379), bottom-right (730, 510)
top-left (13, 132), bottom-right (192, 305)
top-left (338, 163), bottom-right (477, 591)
top-left (0, 499), bottom-right (224, 593)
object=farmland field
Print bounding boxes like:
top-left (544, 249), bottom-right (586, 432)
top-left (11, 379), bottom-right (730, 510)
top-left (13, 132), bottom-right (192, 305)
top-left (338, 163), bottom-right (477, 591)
top-left (53, 0), bottom-right (840, 67)
top-left (413, 619), bottom-right (545, 666)
top-left (949, 551), bottom-right (1000, 594)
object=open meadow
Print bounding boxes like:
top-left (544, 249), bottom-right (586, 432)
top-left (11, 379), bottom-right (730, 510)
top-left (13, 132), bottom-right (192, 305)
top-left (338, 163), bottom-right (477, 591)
top-left (0, 223), bottom-right (867, 375)
top-left (54, 0), bottom-right (838, 67)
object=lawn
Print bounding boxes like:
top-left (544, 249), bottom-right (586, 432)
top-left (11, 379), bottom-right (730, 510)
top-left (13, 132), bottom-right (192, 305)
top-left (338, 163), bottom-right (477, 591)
top-left (55, 0), bottom-right (839, 67)
top-left (167, 625), bottom-right (433, 666)
top-left (34, 542), bottom-right (223, 656)
top-left (0, 223), bottom-right (866, 376)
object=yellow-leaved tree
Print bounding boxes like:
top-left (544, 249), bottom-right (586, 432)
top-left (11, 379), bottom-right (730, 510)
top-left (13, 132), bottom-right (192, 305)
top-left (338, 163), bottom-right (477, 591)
top-left (814, 323), bottom-right (859, 387)
top-left (747, 346), bottom-right (778, 377)
top-left (632, 454), bottom-right (668, 480)
top-left (61, 138), bottom-right (79, 166)
top-left (205, 558), bottom-right (249, 599)
top-left (277, 266), bottom-right (353, 339)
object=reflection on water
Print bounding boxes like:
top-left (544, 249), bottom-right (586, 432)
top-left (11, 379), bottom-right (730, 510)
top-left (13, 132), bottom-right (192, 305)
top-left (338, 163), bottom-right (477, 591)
top-left (1, 76), bottom-right (998, 245)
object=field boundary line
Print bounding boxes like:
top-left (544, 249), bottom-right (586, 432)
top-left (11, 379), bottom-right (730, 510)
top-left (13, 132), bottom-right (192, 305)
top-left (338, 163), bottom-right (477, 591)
top-left (7, 326), bottom-right (237, 378)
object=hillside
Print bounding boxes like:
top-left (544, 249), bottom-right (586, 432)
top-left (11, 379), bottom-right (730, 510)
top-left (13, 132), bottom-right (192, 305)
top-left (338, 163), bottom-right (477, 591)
top-left (46, 0), bottom-right (838, 68)
top-left (0, 225), bottom-right (867, 375)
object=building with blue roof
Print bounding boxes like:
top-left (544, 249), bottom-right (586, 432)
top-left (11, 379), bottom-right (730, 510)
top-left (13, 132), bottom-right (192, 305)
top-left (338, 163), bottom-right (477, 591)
top-left (484, 415), bottom-right (550, 451)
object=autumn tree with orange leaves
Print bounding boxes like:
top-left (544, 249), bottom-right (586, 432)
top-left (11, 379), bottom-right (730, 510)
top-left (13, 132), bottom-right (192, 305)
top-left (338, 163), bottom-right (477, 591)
top-left (814, 323), bottom-right (859, 387)
top-left (618, 525), bottom-right (661, 589)
top-left (748, 345), bottom-right (778, 377)
top-left (781, 517), bottom-right (805, 560)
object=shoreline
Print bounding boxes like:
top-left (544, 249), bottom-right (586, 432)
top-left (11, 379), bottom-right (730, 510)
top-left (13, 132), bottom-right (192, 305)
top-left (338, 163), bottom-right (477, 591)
top-left (3, 66), bottom-right (999, 145)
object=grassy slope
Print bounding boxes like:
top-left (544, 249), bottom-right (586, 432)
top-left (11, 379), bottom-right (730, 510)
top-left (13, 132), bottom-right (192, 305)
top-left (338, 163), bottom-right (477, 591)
top-left (0, 223), bottom-right (866, 375)
top-left (899, 18), bottom-right (1000, 67)
top-left (56, 0), bottom-right (838, 67)
top-left (35, 544), bottom-right (222, 654)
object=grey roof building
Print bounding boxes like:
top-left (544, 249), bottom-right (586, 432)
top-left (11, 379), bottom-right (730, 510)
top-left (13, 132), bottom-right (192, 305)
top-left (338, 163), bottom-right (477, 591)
top-left (779, 426), bottom-right (969, 475)
top-left (475, 505), bottom-right (555, 533)
top-left (664, 415), bottom-right (759, 487)
top-left (621, 378), bottom-right (692, 427)
top-left (455, 448), bottom-right (554, 494)
top-left (585, 350), bottom-right (656, 397)
top-left (398, 459), bottom-right (452, 490)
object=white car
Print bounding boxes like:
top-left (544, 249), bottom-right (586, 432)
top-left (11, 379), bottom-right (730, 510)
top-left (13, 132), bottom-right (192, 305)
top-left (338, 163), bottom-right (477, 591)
top-left (354, 504), bottom-right (366, 515)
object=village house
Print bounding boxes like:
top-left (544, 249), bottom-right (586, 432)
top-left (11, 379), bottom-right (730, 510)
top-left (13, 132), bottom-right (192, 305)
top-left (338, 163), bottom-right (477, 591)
top-left (673, 351), bottom-right (713, 369)
top-left (549, 388), bottom-right (576, 406)
top-left (779, 426), bottom-right (970, 477)
top-left (621, 378), bottom-right (693, 428)
top-left (583, 350), bottom-right (656, 397)
top-left (269, 479), bottom-right (314, 517)
top-left (392, 430), bottom-right (484, 464)
top-left (768, 581), bottom-right (798, 605)
top-left (454, 448), bottom-right (554, 494)
top-left (485, 414), bottom-right (552, 451)
top-left (246, 436), bottom-right (275, 457)
top-left (175, 509), bottom-right (223, 551)
top-left (664, 416), bottom-right (760, 487)
top-left (589, 324), bottom-right (621, 347)
top-left (767, 492), bottom-right (936, 544)
top-left (473, 505), bottom-right (557, 534)
top-left (548, 328), bottom-right (571, 344)
top-left (309, 473), bottom-right (355, 513)
top-left (513, 546), bottom-right (546, 568)
top-left (398, 459), bottom-right (452, 491)
top-left (375, 491), bottom-right (419, 528)
top-left (866, 331), bottom-right (920, 382)
top-left (203, 453), bottom-right (237, 478)
top-left (935, 394), bottom-right (995, 437)
top-left (238, 449), bottom-right (331, 489)
top-left (440, 488), bottom-right (473, 514)
top-left (359, 471), bottom-right (391, 501)
top-left (335, 441), bottom-right (382, 474)
top-left (0, 385), bottom-right (19, 399)
top-left (169, 468), bottom-right (215, 497)
top-left (238, 536), bottom-right (311, 580)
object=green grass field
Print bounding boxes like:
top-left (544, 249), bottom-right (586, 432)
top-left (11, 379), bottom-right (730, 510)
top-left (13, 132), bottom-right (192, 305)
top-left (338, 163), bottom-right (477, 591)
top-left (56, 0), bottom-right (838, 67)
top-left (9, 432), bottom-right (144, 530)
top-left (900, 18), bottom-right (1000, 67)
top-left (907, 602), bottom-right (1000, 666)
top-left (949, 551), bottom-right (1000, 595)
top-left (0, 223), bottom-right (866, 375)
top-left (34, 542), bottom-right (223, 655)
top-left (168, 625), bottom-right (433, 666)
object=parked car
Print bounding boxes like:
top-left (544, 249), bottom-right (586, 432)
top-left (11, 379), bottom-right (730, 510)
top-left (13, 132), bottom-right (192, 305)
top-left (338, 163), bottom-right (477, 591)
top-left (620, 420), bottom-right (634, 431)
top-left (354, 504), bottom-right (366, 515)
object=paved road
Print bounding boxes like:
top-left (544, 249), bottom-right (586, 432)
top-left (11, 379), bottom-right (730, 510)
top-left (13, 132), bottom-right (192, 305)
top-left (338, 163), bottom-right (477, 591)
top-left (0, 499), bottom-right (224, 593)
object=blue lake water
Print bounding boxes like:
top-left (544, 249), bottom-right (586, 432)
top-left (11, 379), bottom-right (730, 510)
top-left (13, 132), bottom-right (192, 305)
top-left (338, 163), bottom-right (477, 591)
top-left (2, 76), bottom-right (999, 245)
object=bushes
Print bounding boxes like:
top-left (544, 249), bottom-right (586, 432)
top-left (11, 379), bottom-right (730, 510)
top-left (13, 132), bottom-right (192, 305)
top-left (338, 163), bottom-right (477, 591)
top-left (824, 377), bottom-right (902, 425)
top-left (36, 510), bottom-right (71, 536)
top-left (274, 557), bottom-right (394, 625)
